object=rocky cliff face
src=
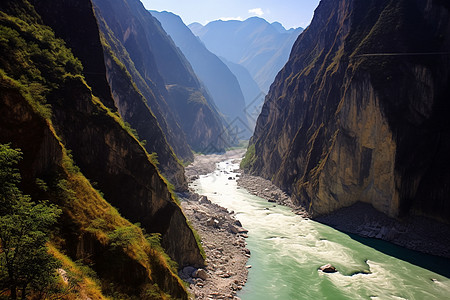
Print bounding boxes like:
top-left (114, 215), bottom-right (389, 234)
top-left (247, 0), bottom-right (450, 222)
top-left (93, 0), bottom-right (230, 153)
top-left (31, 0), bottom-right (188, 190)
top-left (0, 0), bottom-right (204, 297)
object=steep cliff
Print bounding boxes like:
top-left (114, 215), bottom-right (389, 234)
top-left (31, 0), bottom-right (188, 190)
top-left (247, 0), bottom-right (450, 222)
top-left (93, 0), bottom-right (230, 153)
top-left (0, 0), bottom-right (204, 297)
top-left (151, 10), bottom-right (251, 139)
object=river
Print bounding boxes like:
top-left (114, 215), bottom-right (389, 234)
top-left (191, 158), bottom-right (450, 300)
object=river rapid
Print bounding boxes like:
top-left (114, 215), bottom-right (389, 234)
top-left (191, 159), bottom-right (450, 300)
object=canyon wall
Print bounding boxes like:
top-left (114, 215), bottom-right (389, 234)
top-left (246, 0), bottom-right (450, 222)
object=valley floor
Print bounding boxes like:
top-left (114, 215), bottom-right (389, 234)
top-left (181, 149), bottom-right (250, 300)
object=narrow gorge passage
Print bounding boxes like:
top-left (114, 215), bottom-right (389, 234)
top-left (191, 158), bottom-right (450, 300)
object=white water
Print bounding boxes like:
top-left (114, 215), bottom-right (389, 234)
top-left (191, 159), bottom-right (450, 300)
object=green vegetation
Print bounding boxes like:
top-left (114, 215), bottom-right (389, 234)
top-left (190, 224), bottom-right (207, 260)
top-left (240, 144), bottom-right (256, 170)
top-left (0, 144), bottom-right (62, 299)
top-left (146, 233), bottom-right (178, 273)
top-left (0, 2), bottom-right (199, 298)
top-left (0, 11), bottom-right (82, 120)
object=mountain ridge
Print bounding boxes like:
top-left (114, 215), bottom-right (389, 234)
top-left (189, 16), bottom-right (303, 93)
top-left (151, 10), bottom-right (251, 139)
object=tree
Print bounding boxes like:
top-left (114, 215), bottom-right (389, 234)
top-left (0, 144), bottom-right (61, 299)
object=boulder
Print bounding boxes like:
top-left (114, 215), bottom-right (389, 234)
top-left (193, 268), bottom-right (209, 280)
top-left (319, 264), bottom-right (337, 273)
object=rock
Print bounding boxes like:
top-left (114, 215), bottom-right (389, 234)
top-left (199, 195), bottom-right (211, 204)
top-left (228, 224), bottom-right (248, 234)
top-left (243, 248), bottom-right (251, 255)
top-left (234, 220), bottom-right (242, 227)
top-left (206, 218), bottom-right (219, 228)
top-left (181, 266), bottom-right (196, 277)
top-left (193, 268), bottom-right (209, 280)
top-left (245, 265), bottom-right (252, 269)
top-left (319, 264), bottom-right (337, 273)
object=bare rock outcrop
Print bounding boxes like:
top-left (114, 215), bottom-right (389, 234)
top-left (245, 0), bottom-right (450, 222)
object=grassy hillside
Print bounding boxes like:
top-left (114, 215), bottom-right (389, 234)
top-left (0, 1), bottom-right (192, 298)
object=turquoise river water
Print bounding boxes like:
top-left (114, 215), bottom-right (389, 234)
top-left (191, 159), bottom-right (450, 300)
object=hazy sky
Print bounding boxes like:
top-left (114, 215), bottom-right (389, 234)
top-left (141, 0), bottom-right (321, 29)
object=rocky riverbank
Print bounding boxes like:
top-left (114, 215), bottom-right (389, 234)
top-left (235, 172), bottom-right (309, 218)
top-left (185, 150), bottom-right (246, 180)
top-left (180, 150), bottom-right (250, 300)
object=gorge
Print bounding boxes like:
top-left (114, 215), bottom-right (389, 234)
top-left (1, 0), bottom-right (450, 299)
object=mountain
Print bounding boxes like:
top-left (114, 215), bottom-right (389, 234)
top-left (189, 17), bottom-right (303, 93)
top-left (244, 0), bottom-right (450, 223)
top-left (151, 10), bottom-right (251, 139)
top-left (93, 0), bottom-right (229, 155)
top-left (0, 0), bottom-right (204, 298)
top-left (27, 0), bottom-right (188, 191)
top-left (220, 58), bottom-right (265, 130)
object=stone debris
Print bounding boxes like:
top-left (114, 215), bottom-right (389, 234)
top-left (180, 176), bottom-right (249, 300)
top-left (236, 171), bottom-right (309, 217)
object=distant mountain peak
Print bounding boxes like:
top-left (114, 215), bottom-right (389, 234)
top-left (271, 21), bottom-right (287, 33)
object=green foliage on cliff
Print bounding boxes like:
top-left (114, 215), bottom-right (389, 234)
top-left (0, 9), bottom-right (82, 120)
top-left (240, 144), bottom-right (256, 170)
top-left (0, 2), bottom-right (200, 299)
top-left (0, 144), bottom-right (62, 299)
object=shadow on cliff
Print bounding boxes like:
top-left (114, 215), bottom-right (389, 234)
top-left (346, 233), bottom-right (450, 279)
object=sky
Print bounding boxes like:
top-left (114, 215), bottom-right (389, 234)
top-left (141, 0), bottom-right (321, 29)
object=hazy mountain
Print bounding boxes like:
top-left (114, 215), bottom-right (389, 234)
top-left (189, 17), bottom-right (303, 93)
top-left (220, 57), bottom-right (265, 130)
top-left (151, 10), bottom-right (251, 139)
top-left (244, 0), bottom-right (450, 223)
